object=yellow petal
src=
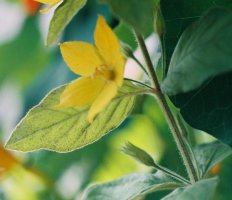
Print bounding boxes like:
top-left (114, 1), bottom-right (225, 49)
top-left (114, 55), bottom-right (125, 86)
top-left (35, 0), bottom-right (61, 14)
top-left (60, 42), bottom-right (103, 76)
top-left (94, 16), bottom-right (125, 86)
top-left (58, 77), bottom-right (105, 108)
top-left (88, 81), bottom-right (117, 122)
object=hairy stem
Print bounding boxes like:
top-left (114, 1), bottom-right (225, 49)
top-left (153, 163), bottom-right (191, 185)
top-left (135, 31), bottom-right (198, 183)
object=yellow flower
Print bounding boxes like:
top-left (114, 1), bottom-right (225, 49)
top-left (34, 0), bottom-right (61, 14)
top-left (59, 16), bottom-right (125, 123)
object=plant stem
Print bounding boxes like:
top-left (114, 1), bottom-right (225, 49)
top-left (134, 31), bottom-right (198, 183)
top-left (131, 54), bottom-right (150, 76)
top-left (153, 163), bottom-right (191, 185)
top-left (176, 114), bottom-right (200, 179)
top-left (124, 78), bottom-right (154, 90)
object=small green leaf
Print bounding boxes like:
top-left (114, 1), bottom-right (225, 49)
top-left (194, 141), bottom-right (232, 178)
top-left (82, 172), bottom-right (182, 200)
top-left (6, 81), bottom-right (147, 152)
top-left (102, 0), bottom-right (159, 36)
top-left (162, 8), bottom-right (232, 95)
top-left (114, 22), bottom-right (137, 50)
top-left (47, 0), bottom-right (87, 45)
top-left (162, 177), bottom-right (218, 200)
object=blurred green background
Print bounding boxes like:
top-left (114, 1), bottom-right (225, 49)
top-left (0, 0), bottom-right (232, 199)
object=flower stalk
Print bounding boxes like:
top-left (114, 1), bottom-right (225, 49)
top-left (121, 141), bottom-right (191, 185)
top-left (134, 31), bottom-right (199, 183)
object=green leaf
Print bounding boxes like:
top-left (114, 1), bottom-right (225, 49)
top-left (162, 177), bottom-right (218, 200)
top-left (47, 0), bottom-right (87, 45)
top-left (6, 81), bottom-right (148, 152)
top-left (161, 8), bottom-right (232, 145)
top-left (162, 8), bottom-right (232, 95)
top-left (194, 141), bottom-right (232, 178)
top-left (161, 0), bottom-right (232, 73)
top-left (169, 72), bottom-right (232, 145)
top-left (114, 22), bottom-right (137, 50)
top-left (82, 172), bottom-right (182, 200)
top-left (102, 0), bottom-right (159, 36)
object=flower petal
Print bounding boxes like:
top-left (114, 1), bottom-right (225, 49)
top-left (60, 42), bottom-right (103, 76)
top-left (94, 16), bottom-right (125, 86)
top-left (114, 55), bottom-right (125, 86)
top-left (88, 81), bottom-right (117, 122)
top-left (58, 77), bottom-right (105, 108)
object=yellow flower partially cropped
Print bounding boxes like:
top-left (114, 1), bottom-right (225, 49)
top-left (59, 16), bottom-right (125, 123)
top-left (34, 0), bottom-right (61, 13)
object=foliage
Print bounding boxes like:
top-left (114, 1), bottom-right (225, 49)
top-left (82, 172), bottom-right (182, 200)
top-left (47, 0), bottom-right (87, 45)
top-left (1, 0), bottom-right (232, 199)
top-left (6, 81), bottom-right (147, 152)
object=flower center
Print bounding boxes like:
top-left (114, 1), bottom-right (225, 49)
top-left (95, 67), bottom-right (115, 81)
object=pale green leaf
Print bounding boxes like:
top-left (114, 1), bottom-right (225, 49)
top-left (6, 81), bottom-right (148, 152)
top-left (162, 8), bottom-right (232, 95)
top-left (194, 141), bottom-right (232, 178)
top-left (47, 0), bottom-right (87, 45)
top-left (162, 177), bottom-right (218, 200)
top-left (82, 172), bottom-right (182, 200)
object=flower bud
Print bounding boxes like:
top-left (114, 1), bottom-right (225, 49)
top-left (121, 141), bottom-right (155, 167)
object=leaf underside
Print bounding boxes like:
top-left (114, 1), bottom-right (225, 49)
top-left (6, 81), bottom-right (146, 152)
top-left (162, 177), bottom-right (218, 200)
top-left (194, 141), bottom-right (232, 178)
top-left (82, 172), bottom-right (181, 200)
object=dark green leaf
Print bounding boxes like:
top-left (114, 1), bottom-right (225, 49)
top-left (161, 8), bottom-right (232, 145)
top-left (170, 72), bottom-right (232, 145)
top-left (194, 141), bottom-right (232, 178)
top-left (161, 0), bottom-right (232, 72)
top-left (162, 177), bottom-right (218, 200)
top-left (82, 172), bottom-right (182, 200)
top-left (6, 81), bottom-right (148, 152)
top-left (162, 8), bottom-right (232, 95)
top-left (47, 0), bottom-right (87, 45)
top-left (102, 0), bottom-right (159, 36)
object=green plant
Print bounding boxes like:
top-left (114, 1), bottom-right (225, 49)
top-left (4, 0), bottom-right (232, 199)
